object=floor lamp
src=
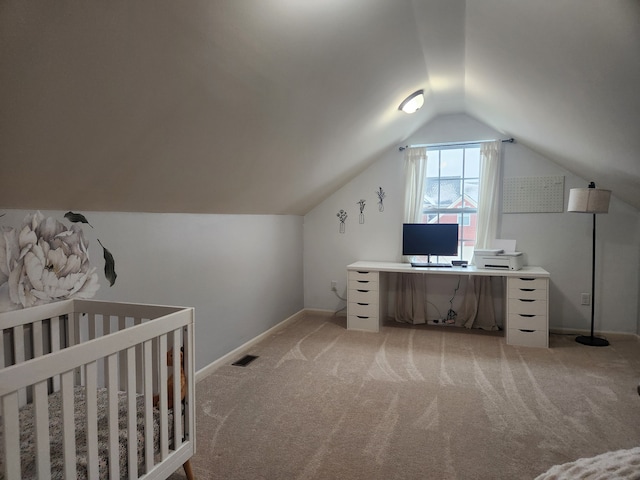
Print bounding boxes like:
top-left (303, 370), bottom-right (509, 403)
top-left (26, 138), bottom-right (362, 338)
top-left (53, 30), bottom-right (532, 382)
top-left (567, 182), bottom-right (612, 347)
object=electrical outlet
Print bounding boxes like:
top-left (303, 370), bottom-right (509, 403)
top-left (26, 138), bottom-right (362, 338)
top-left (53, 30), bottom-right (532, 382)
top-left (581, 293), bottom-right (590, 305)
top-left (330, 280), bottom-right (337, 291)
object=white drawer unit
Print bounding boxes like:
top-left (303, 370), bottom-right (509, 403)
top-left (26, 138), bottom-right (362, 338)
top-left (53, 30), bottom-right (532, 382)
top-left (347, 270), bottom-right (385, 332)
top-left (506, 275), bottom-right (549, 348)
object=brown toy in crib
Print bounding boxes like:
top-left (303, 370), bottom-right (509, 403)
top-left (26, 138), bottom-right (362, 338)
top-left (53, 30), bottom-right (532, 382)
top-left (153, 347), bottom-right (187, 409)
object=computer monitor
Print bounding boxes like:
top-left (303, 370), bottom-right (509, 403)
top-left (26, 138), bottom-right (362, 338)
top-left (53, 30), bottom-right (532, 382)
top-left (402, 223), bottom-right (459, 266)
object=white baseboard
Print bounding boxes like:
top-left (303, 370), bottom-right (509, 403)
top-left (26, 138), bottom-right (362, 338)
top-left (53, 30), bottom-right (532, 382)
top-left (303, 308), bottom-right (344, 317)
top-left (195, 309), bottom-right (306, 382)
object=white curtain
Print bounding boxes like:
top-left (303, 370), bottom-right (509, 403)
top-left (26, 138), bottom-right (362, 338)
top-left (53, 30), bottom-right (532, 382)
top-left (403, 147), bottom-right (427, 224)
top-left (396, 147), bottom-right (428, 324)
top-left (460, 276), bottom-right (499, 330)
top-left (462, 140), bottom-right (502, 329)
top-left (475, 140), bottom-right (502, 249)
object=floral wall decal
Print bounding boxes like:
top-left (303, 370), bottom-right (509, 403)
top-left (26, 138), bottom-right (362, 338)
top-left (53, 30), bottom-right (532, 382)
top-left (97, 238), bottom-right (117, 286)
top-left (357, 199), bottom-right (366, 224)
top-left (336, 209), bottom-right (347, 233)
top-left (64, 211), bottom-right (93, 228)
top-left (0, 211), bottom-right (117, 312)
top-left (376, 187), bottom-right (386, 212)
top-left (63, 211), bottom-right (117, 287)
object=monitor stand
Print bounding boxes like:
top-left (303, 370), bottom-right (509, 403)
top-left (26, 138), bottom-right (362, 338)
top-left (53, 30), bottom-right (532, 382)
top-left (410, 255), bottom-right (452, 268)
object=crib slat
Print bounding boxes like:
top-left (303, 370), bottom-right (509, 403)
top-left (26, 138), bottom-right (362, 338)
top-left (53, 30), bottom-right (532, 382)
top-left (126, 346), bottom-right (138, 480)
top-left (67, 312), bottom-right (76, 347)
top-left (60, 370), bottom-right (76, 480)
top-left (85, 362), bottom-right (99, 480)
top-left (13, 325), bottom-right (25, 364)
top-left (32, 320), bottom-right (44, 357)
top-left (0, 330), bottom-right (5, 369)
top-left (50, 317), bottom-right (61, 392)
top-left (2, 392), bottom-right (20, 480)
top-left (184, 323), bottom-right (195, 450)
top-left (171, 329), bottom-right (182, 446)
top-left (32, 321), bottom-right (51, 480)
top-left (73, 312), bottom-right (83, 386)
top-left (134, 317), bottom-right (144, 394)
top-left (33, 380), bottom-right (51, 480)
top-left (159, 335), bottom-right (169, 460)
top-left (95, 318), bottom-right (106, 390)
top-left (13, 325), bottom-right (27, 406)
top-left (118, 316), bottom-right (127, 391)
top-left (143, 340), bottom-right (154, 473)
top-left (88, 313), bottom-right (96, 340)
top-left (106, 353), bottom-right (119, 480)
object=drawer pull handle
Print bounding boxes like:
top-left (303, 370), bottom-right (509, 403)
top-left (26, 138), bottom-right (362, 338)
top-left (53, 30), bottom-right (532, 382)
top-left (518, 314), bottom-right (535, 318)
top-left (357, 302), bottom-right (369, 306)
top-left (519, 329), bottom-right (535, 333)
top-left (518, 299), bottom-right (535, 303)
top-left (357, 271), bottom-right (369, 274)
top-left (519, 288), bottom-right (535, 292)
top-left (357, 289), bottom-right (370, 293)
top-left (357, 280), bottom-right (370, 284)
top-left (357, 315), bottom-right (369, 319)
top-left (519, 278), bottom-right (536, 281)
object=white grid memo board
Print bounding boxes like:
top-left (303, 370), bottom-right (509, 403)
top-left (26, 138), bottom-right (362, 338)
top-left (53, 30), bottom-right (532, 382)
top-left (502, 176), bottom-right (565, 213)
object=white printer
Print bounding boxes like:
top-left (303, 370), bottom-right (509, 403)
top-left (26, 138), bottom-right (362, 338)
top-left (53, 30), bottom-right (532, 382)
top-left (473, 249), bottom-right (524, 271)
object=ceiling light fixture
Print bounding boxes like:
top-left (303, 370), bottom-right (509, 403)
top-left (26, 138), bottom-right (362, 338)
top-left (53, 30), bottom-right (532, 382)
top-left (398, 89), bottom-right (425, 114)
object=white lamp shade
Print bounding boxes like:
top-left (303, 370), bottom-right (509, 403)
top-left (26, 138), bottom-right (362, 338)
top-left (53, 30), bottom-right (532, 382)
top-left (567, 187), bottom-right (611, 213)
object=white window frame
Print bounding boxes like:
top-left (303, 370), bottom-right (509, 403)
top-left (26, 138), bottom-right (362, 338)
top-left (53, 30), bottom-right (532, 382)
top-left (422, 143), bottom-right (481, 262)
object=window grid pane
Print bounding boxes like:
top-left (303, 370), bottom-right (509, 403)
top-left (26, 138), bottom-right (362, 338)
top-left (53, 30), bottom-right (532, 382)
top-left (422, 144), bottom-right (481, 261)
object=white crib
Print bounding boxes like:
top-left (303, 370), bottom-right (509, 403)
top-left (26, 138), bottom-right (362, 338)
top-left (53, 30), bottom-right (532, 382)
top-left (0, 299), bottom-right (195, 480)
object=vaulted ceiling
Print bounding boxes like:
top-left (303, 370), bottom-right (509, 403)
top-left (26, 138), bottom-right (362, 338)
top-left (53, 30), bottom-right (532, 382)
top-left (1, 0), bottom-right (639, 215)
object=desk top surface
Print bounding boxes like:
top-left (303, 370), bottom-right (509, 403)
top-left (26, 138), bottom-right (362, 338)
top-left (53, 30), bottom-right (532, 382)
top-left (347, 261), bottom-right (549, 277)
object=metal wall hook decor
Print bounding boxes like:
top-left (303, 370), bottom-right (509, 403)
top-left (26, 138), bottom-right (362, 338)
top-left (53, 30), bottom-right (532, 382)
top-left (357, 199), bottom-right (366, 224)
top-left (376, 187), bottom-right (386, 212)
top-left (336, 209), bottom-right (347, 233)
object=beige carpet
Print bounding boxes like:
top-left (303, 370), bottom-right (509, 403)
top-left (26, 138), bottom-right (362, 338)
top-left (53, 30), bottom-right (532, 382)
top-left (169, 313), bottom-right (640, 480)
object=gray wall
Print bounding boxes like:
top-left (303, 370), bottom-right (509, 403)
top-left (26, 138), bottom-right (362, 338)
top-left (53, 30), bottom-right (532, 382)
top-left (303, 114), bottom-right (640, 336)
top-left (0, 210), bottom-right (304, 371)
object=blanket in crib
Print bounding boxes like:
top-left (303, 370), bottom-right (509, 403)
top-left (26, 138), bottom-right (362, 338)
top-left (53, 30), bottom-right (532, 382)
top-left (0, 386), bottom-right (174, 480)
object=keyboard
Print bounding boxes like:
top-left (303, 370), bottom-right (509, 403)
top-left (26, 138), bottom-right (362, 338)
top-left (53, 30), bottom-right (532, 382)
top-left (410, 262), bottom-right (452, 268)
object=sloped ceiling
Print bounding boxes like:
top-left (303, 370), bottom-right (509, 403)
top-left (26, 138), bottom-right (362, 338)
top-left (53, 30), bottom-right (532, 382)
top-left (1, 0), bottom-right (638, 215)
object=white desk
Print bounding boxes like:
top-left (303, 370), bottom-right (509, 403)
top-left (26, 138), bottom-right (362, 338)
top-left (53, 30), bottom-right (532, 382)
top-left (346, 261), bottom-right (550, 348)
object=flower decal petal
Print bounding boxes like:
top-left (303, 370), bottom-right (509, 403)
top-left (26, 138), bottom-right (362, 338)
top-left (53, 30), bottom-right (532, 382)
top-left (1, 211), bottom-right (105, 310)
top-left (0, 227), bottom-right (18, 282)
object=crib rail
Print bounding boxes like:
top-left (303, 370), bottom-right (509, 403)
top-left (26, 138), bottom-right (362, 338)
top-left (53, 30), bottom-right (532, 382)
top-left (0, 299), bottom-right (195, 480)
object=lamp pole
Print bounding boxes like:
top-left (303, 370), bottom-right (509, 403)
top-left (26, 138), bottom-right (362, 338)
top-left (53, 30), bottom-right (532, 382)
top-left (575, 197), bottom-right (609, 347)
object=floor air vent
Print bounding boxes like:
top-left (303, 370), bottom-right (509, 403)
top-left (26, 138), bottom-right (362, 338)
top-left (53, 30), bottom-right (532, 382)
top-left (232, 354), bottom-right (258, 367)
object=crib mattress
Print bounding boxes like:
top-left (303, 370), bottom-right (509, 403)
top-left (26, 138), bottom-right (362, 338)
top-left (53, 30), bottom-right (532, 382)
top-left (0, 386), bottom-right (174, 480)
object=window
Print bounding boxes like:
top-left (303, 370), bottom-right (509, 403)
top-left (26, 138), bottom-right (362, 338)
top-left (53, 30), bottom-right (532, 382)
top-left (421, 144), bottom-right (481, 261)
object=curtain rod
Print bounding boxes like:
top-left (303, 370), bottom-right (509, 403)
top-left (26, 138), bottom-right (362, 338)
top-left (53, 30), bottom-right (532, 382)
top-left (398, 138), bottom-right (514, 152)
